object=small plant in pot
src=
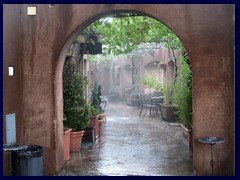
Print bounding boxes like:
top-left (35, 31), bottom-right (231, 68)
top-left (64, 104), bottom-right (91, 152)
top-left (86, 106), bottom-right (100, 140)
top-left (98, 114), bottom-right (104, 136)
top-left (160, 81), bottom-right (178, 122)
top-left (96, 84), bottom-right (106, 121)
top-left (87, 83), bottom-right (105, 139)
top-left (91, 83), bottom-right (103, 113)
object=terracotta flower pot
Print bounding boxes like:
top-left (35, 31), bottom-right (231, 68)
top-left (87, 115), bottom-right (99, 140)
top-left (98, 119), bottom-right (104, 136)
top-left (63, 128), bottom-right (72, 161)
top-left (99, 112), bottom-right (106, 123)
top-left (70, 130), bottom-right (84, 152)
top-left (98, 113), bottom-right (105, 135)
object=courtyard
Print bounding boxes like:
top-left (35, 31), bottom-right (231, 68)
top-left (58, 102), bottom-right (193, 176)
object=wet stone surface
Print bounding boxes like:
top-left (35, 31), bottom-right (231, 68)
top-left (57, 102), bottom-right (193, 176)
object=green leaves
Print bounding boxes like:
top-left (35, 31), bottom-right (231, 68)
top-left (82, 15), bottom-right (182, 56)
top-left (172, 55), bottom-right (192, 128)
top-left (63, 73), bottom-right (91, 131)
top-left (90, 83), bottom-right (102, 114)
top-left (140, 74), bottom-right (165, 94)
top-left (81, 14), bottom-right (192, 128)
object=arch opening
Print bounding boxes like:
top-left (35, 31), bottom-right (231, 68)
top-left (56, 9), bottom-right (193, 175)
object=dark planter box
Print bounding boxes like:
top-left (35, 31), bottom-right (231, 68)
top-left (180, 124), bottom-right (193, 150)
top-left (160, 104), bottom-right (178, 122)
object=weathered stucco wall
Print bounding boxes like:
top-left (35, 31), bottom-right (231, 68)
top-left (3, 4), bottom-right (234, 175)
top-left (3, 4), bottom-right (23, 176)
top-left (89, 46), bottom-right (174, 100)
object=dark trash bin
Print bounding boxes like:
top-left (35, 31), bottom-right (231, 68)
top-left (12, 145), bottom-right (44, 176)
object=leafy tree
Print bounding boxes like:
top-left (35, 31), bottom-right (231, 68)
top-left (82, 15), bottom-right (184, 92)
top-left (82, 14), bottom-right (177, 56)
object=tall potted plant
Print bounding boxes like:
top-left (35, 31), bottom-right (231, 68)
top-left (96, 84), bottom-right (105, 135)
top-left (86, 83), bottom-right (102, 140)
top-left (172, 55), bottom-right (192, 149)
top-left (63, 74), bottom-right (91, 152)
top-left (160, 81), bottom-right (178, 122)
top-left (140, 74), bottom-right (177, 122)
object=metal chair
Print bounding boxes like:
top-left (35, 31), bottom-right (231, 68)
top-left (139, 95), bottom-right (163, 117)
top-left (100, 96), bottom-right (108, 112)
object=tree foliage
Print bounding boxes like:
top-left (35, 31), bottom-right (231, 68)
top-left (63, 47), bottom-right (93, 131)
top-left (80, 13), bottom-right (192, 125)
top-left (140, 74), bottom-right (165, 94)
top-left (82, 14), bottom-right (182, 56)
top-left (90, 83), bottom-right (103, 115)
top-left (63, 73), bottom-right (91, 131)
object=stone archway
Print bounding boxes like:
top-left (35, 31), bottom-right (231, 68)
top-left (3, 4), bottom-right (234, 176)
top-left (54, 5), bottom-right (234, 176)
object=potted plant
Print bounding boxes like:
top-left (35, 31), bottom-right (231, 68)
top-left (85, 106), bottom-right (100, 141)
top-left (97, 84), bottom-right (106, 121)
top-left (160, 81), bottom-right (178, 122)
top-left (87, 83), bottom-right (106, 139)
top-left (98, 114), bottom-right (104, 136)
top-left (140, 74), bottom-right (178, 122)
top-left (63, 74), bottom-right (91, 152)
top-left (96, 84), bottom-right (106, 135)
top-left (88, 84), bottom-right (101, 140)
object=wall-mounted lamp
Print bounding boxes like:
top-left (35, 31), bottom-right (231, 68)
top-left (27, 6), bottom-right (37, 16)
top-left (49, 4), bottom-right (55, 8)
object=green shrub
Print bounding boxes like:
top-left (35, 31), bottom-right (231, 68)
top-left (63, 74), bottom-right (91, 131)
top-left (172, 55), bottom-right (192, 128)
top-left (140, 74), bottom-right (176, 104)
top-left (90, 83), bottom-right (102, 114)
top-left (98, 114), bottom-right (104, 120)
top-left (97, 84), bottom-right (103, 112)
top-left (90, 105), bottom-right (100, 116)
top-left (140, 75), bottom-right (165, 95)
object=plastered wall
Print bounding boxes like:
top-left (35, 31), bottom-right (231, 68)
top-left (3, 4), bottom-right (234, 175)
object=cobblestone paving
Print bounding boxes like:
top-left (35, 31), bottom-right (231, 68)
top-left (57, 102), bottom-right (193, 176)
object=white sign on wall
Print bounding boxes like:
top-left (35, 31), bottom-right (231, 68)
top-left (6, 113), bottom-right (16, 144)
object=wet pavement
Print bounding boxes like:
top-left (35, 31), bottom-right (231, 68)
top-left (57, 102), bottom-right (193, 176)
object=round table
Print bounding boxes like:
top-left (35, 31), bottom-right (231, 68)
top-left (198, 136), bottom-right (224, 175)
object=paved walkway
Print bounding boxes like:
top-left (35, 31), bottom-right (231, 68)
top-left (57, 102), bottom-right (193, 176)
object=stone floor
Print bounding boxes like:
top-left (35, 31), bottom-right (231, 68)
top-left (57, 102), bottom-right (193, 176)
